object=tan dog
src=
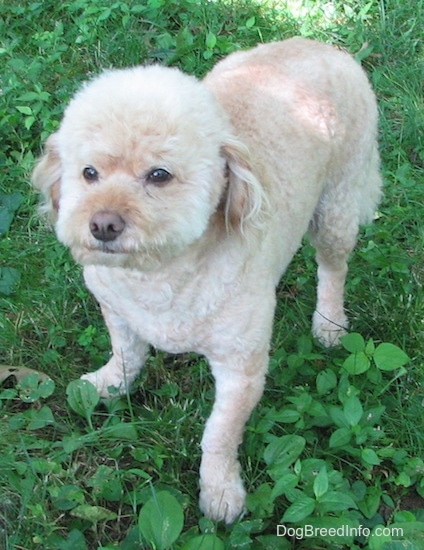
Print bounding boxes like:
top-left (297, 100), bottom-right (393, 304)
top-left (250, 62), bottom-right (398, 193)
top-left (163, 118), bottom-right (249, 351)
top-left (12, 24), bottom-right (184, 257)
top-left (32, 38), bottom-right (382, 523)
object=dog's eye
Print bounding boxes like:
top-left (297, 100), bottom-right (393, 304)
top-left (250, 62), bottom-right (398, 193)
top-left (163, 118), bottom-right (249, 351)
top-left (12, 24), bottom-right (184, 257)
top-left (146, 168), bottom-right (173, 186)
top-left (83, 166), bottom-right (99, 182)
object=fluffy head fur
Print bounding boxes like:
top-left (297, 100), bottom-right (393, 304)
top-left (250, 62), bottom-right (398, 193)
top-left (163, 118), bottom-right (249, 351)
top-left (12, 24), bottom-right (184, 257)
top-left (32, 65), bottom-right (264, 269)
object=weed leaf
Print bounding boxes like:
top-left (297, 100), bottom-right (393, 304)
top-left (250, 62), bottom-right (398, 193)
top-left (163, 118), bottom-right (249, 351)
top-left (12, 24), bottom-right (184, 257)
top-left (3, 370), bottom-right (56, 403)
top-left (343, 395), bottom-right (363, 426)
top-left (27, 405), bottom-right (55, 429)
top-left (264, 435), bottom-right (306, 468)
top-left (316, 368), bottom-right (337, 394)
top-left (49, 484), bottom-right (85, 511)
top-left (313, 466), bottom-right (328, 499)
top-left (359, 486), bottom-right (382, 518)
top-left (373, 343), bottom-right (409, 371)
top-left (103, 422), bottom-right (139, 440)
top-left (205, 32), bottom-right (217, 49)
top-left (340, 333), bottom-right (366, 353)
top-left (71, 504), bottom-right (117, 523)
top-left (317, 491), bottom-right (357, 512)
top-left (270, 473), bottom-right (299, 500)
top-left (342, 351), bottom-right (370, 375)
top-left (138, 490), bottom-right (184, 550)
top-left (367, 525), bottom-right (392, 549)
top-left (0, 267), bottom-right (21, 295)
top-left (274, 408), bottom-right (301, 423)
top-left (181, 534), bottom-right (225, 550)
top-left (281, 495), bottom-right (315, 523)
top-left (329, 427), bottom-right (352, 448)
top-left (229, 520), bottom-right (264, 546)
top-left (245, 16), bottom-right (256, 28)
top-left (361, 448), bottom-right (381, 466)
top-left (66, 379), bottom-right (100, 420)
top-left (58, 528), bottom-right (87, 550)
top-left (0, 192), bottom-right (24, 235)
top-left (328, 406), bottom-right (350, 428)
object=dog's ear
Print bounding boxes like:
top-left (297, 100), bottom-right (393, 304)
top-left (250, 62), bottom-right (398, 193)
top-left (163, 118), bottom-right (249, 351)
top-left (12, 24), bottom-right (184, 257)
top-left (31, 133), bottom-right (61, 222)
top-left (221, 137), bottom-right (264, 232)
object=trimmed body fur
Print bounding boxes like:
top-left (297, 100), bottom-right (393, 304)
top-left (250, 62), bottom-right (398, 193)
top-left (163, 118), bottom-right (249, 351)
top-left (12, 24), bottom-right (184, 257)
top-left (32, 38), bottom-right (382, 523)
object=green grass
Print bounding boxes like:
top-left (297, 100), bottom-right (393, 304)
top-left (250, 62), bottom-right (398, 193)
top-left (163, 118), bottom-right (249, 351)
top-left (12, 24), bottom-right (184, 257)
top-left (1, 0), bottom-right (424, 548)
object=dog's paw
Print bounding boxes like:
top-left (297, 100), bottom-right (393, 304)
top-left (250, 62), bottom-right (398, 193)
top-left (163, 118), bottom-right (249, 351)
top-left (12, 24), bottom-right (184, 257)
top-left (80, 366), bottom-right (127, 398)
top-left (199, 478), bottom-right (246, 524)
top-left (312, 310), bottom-right (348, 347)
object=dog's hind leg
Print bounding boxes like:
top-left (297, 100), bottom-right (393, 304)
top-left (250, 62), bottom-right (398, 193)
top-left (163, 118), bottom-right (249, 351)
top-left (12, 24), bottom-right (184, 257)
top-left (310, 183), bottom-right (365, 347)
top-left (311, 227), bottom-right (353, 348)
top-left (309, 147), bottom-right (381, 347)
top-left (199, 351), bottom-right (267, 523)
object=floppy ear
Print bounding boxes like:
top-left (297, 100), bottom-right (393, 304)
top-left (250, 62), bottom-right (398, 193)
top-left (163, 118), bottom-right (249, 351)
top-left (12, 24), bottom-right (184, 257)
top-left (31, 133), bottom-right (61, 222)
top-left (221, 136), bottom-right (265, 232)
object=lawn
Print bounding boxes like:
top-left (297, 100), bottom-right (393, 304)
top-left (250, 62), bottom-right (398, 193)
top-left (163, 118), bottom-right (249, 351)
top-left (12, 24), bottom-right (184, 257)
top-left (1, 0), bottom-right (423, 548)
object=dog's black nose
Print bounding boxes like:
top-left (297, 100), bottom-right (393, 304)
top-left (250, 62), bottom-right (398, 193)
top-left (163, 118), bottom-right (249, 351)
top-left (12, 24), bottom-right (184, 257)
top-left (90, 211), bottom-right (125, 242)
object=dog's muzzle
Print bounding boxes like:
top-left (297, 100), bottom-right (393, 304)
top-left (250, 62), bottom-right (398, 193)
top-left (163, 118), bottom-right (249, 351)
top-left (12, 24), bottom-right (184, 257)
top-left (90, 210), bottom-right (125, 243)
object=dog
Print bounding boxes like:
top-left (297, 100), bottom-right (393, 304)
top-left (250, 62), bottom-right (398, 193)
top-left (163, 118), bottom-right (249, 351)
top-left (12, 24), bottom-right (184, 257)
top-left (32, 37), bottom-right (382, 523)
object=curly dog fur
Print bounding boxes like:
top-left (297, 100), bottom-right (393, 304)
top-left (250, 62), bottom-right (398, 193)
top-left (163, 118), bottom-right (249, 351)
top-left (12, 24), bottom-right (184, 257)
top-left (32, 37), bottom-right (382, 523)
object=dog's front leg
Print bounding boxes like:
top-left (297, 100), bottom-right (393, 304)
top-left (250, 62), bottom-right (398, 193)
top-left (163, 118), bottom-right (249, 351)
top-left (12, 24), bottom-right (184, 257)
top-left (81, 304), bottom-right (148, 397)
top-left (199, 352), bottom-right (267, 523)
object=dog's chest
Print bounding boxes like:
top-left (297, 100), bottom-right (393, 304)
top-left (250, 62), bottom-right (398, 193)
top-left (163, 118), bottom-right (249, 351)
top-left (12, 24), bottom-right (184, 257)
top-left (83, 264), bottom-right (235, 354)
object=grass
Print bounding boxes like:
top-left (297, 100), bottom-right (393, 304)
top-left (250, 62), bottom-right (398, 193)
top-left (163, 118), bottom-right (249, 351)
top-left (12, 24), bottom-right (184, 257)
top-left (1, 0), bottom-right (424, 548)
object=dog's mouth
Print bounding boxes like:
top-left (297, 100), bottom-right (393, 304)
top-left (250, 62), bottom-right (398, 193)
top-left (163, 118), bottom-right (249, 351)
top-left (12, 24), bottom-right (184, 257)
top-left (85, 242), bottom-right (131, 258)
top-left (70, 242), bottom-right (130, 268)
top-left (73, 242), bottom-right (166, 272)
top-left (94, 243), bottom-right (120, 254)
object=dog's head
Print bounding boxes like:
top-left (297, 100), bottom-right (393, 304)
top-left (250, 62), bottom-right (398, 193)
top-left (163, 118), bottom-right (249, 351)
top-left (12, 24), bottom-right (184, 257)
top-left (32, 65), bottom-right (263, 270)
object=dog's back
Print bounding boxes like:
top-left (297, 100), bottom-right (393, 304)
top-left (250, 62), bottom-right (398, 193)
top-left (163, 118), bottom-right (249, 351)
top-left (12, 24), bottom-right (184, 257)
top-left (205, 37), bottom-right (382, 345)
top-left (204, 37), bottom-right (381, 221)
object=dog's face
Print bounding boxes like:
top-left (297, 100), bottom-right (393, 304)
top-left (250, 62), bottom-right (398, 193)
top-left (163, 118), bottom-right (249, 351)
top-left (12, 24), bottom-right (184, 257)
top-left (32, 66), bottom-right (262, 270)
